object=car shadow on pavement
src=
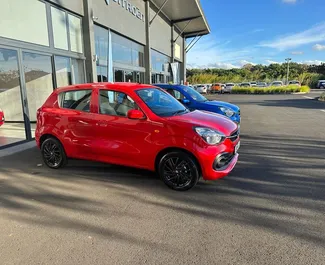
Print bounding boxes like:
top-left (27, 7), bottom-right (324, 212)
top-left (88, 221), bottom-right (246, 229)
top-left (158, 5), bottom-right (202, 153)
top-left (0, 134), bottom-right (325, 248)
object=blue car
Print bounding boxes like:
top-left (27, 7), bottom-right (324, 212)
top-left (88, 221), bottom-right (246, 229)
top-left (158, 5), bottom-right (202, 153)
top-left (154, 84), bottom-right (241, 124)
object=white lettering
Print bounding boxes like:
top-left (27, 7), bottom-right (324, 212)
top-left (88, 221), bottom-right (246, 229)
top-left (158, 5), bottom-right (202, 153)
top-left (105, 0), bottom-right (144, 22)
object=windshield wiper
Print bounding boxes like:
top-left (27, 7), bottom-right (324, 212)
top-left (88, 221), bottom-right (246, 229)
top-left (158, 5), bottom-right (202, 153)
top-left (172, 109), bottom-right (188, 116)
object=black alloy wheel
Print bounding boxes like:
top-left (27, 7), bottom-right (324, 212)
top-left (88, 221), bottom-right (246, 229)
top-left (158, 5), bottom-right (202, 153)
top-left (159, 151), bottom-right (199, 191)
top-left (41, 137), bottom-right (67, 169)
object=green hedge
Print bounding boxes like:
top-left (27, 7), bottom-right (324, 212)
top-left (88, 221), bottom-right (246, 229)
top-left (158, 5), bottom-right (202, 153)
top-left (231, 85), bottom-right (310, 94)
top-left (319, 92), bottom-right (325, 101)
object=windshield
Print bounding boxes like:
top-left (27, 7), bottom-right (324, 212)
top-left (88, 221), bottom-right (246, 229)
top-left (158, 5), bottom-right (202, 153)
top-left (180, 85), bottom-right (207, 102)
top-left (137, 88), bottom-right (189, 117)
top-left (226, 83), bottom-right (234, 86)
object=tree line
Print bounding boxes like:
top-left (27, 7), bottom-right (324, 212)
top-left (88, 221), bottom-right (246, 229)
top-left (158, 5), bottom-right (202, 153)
top-left (186, 63), bottom-right (325, 87)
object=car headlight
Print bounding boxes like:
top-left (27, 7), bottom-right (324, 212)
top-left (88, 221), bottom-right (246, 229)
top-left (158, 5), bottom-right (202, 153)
top-left (194, 127), bottom-right (225, 145)
top-left (220, 107), bottom-right (235, 117)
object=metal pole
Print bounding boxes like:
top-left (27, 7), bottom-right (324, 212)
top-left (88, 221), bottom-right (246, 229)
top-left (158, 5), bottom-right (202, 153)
top-left (186, 35), bottom-right (202, 53)
top-left (149, 0), bottom-right (169, 25)
top-left (185, 34), bottom-right (199, 50)
top-left (286, 58), bottom-right (291, 85)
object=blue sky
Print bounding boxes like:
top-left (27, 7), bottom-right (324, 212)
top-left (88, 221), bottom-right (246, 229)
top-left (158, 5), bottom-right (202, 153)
top-left (187, 0), bottom-right (325, 69)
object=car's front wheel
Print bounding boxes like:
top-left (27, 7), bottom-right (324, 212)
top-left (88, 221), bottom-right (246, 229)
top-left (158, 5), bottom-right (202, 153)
top-left (158, 151), bottom-right (199, 191)
top-left (41, 137), bottom-right (67, 169)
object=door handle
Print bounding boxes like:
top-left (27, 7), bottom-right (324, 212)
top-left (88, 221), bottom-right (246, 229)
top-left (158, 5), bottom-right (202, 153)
top-left (96, 122), bottom-right (108, 127)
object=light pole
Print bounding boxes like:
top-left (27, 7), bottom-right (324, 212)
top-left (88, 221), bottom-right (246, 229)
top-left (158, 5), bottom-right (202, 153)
top-left (285, 58), bottom-right (292, 85)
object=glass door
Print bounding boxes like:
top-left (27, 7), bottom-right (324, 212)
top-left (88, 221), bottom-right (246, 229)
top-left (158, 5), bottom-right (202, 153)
top-left (22, 52), bottom-right (54, 137)
top-left (0, 47), bottom-right (27, 147)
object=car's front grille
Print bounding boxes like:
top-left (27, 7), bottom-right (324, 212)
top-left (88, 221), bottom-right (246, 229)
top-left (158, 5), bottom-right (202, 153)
top-left (228, 129), bottom-right (239, 142)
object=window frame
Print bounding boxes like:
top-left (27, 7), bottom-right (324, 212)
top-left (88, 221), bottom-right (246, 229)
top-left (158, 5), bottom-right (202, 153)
top-left (58, 89), bottom-right (93, 113)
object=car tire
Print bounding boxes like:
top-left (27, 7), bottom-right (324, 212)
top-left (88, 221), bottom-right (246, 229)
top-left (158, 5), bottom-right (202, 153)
top-left (320, 85), bottom-right (324, 89)
top-left (158, 151), bottom-right (199, 191)
top-left (41, 137), bottom-right (67, 169)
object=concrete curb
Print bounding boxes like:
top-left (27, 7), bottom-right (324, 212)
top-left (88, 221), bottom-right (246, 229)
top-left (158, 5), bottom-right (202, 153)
top-left (292, 92), bottom-right (308, 95)
top-left (0, 141), bottom-right (36, 158)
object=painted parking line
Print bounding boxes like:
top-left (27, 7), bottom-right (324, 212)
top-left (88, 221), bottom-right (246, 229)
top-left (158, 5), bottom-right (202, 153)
top-left (303, 96), bottom-right (314, 99)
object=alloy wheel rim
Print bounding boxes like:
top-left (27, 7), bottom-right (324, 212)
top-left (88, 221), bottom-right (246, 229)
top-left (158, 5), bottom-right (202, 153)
top-left (163, 157), bottom-right (193, 188)
top-left (43, 141), bottom-right (62, 167)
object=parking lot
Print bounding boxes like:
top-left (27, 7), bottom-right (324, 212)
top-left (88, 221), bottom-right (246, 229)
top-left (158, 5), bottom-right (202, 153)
top-left (0, 92), bottom-right (325, 265)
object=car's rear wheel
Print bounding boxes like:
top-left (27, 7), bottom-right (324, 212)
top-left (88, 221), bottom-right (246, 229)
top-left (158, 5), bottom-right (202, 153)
top-left (41, 137), bottom-right (67, 169)
top-left (158, 151), bottom-right (199, 191)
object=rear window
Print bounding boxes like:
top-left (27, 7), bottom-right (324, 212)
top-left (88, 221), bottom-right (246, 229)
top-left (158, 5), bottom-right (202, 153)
top-left (59, 89), bottom-right (92, 112)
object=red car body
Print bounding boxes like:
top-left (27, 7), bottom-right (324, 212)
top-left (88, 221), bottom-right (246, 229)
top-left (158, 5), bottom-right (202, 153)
top-left (36, 83), bottom-right (239, 185)
top-left (0, 109), bottom-right (4, 126)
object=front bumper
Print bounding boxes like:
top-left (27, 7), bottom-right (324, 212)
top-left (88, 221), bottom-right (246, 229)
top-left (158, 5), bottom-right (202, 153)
top-left (195, 137), bottom-right (240, 181)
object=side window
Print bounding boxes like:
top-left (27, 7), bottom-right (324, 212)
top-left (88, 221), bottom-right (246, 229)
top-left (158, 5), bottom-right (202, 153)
top-left (167, 89), bottom-right (185, 101)
top-left (60, 90), bottom-right (92, 112)
top-left (99, 90), bottom-right (138, 117)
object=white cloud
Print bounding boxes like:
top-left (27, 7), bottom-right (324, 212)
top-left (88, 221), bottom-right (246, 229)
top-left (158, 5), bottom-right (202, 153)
top-left (265, 60), bottom-right (283, 65)
top-left (187, 35), bottom-right (257, 68)
top-left (312, 44), bottom-right (325, 51)
top-left (300, 60), bottom-right (324, 65)
top-left (187, 62), bottom-right (239, 69)
top-left (259, 22), bottom-right (325, 51)
top-left (282, 0), bottom-right (296, 3)
top-left (238, 60), bottom-right (256, 66)
top-left (290, 51), bottom-right (304, 55)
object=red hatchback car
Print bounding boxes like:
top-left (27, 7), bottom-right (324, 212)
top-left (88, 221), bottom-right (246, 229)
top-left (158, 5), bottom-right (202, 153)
top-left (36, 83), bottom-right (240, 191)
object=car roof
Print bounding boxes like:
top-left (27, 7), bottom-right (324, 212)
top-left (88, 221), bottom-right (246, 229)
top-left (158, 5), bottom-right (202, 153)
top-left (55, 82), bottom-right (155, 93)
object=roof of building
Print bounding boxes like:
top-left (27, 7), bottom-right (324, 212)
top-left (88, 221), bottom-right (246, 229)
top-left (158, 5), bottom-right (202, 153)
top-left (151, 0), bottom-right (210, 38)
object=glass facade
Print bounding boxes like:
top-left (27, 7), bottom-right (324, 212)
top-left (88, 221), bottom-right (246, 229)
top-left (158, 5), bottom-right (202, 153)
top-left (151, 49), bottom-right (171, 84)
top-left (112, 32), bottom-right (144, 67)
top-left (0, 1), bottom-right (85, 148)
top-left (0, 48), bottom-right (26, 146)
top-left (0, 0), bottom-right (49, 46)
top-left (94, 26), bottom-right (145, 83)
top-left (114, 69), bottom-right (144, 83)
top-left (51, 7), bottom-right (69, 50)
top-left (94, 25), bottom-right (109, 82)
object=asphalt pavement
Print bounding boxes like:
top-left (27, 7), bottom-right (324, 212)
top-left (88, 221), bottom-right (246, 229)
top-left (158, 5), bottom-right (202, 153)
top-left (0, 92), bottom-right (324, 265)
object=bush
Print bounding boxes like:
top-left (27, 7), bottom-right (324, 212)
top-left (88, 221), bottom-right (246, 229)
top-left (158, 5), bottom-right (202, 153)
top-left (319, 92), bottom-right (325, 101)
top-left (231, 85), bottom-right (310, 94)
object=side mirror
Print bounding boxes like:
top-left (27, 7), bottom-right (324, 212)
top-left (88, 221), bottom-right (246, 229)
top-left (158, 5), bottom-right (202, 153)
top-left (182, 99), bottom-right (190, 104)
top-left (127, 109), bottom-right (145, 120)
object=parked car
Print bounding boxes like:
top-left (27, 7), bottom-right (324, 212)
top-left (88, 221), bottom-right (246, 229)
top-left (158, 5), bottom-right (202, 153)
top-left (224, 83), bottom-right (235, 93)
top-left (211, 83), bottom-right (223, 93)
top-left (288, 80), bottom-right (301, 86)
top-left (271, 81), bottom-right (283, 87)
top-left (257, 82), bottom-right (267, 87)
top-left (155, 84), bottom-right (241, 125)
top-left (250, 82), bottom-right (257, 87)
top-left (35, 83), bottom-right (240, 191)
top-left (195, 84), bottom-right (208, 94)
top-left (240, 82), bottom-right (251, 87)
top-left (316, 80), bottom-right (325, 89)
top-left (0, 108), bottom-right (4, 126)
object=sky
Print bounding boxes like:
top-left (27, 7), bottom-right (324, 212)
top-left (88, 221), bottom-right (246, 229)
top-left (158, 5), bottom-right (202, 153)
top-left (187, 0), bottom-right (325, 69)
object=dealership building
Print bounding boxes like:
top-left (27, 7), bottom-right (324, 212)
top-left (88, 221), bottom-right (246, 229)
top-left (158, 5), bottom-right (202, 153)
top-left (0, 0), bottom-right (209, 148)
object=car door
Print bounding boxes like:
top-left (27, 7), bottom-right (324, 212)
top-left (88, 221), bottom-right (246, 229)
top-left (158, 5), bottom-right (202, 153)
top-left (91, 88), bottom-right (156, 169)
top-left (59, 88), bottom-right (98, 159)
